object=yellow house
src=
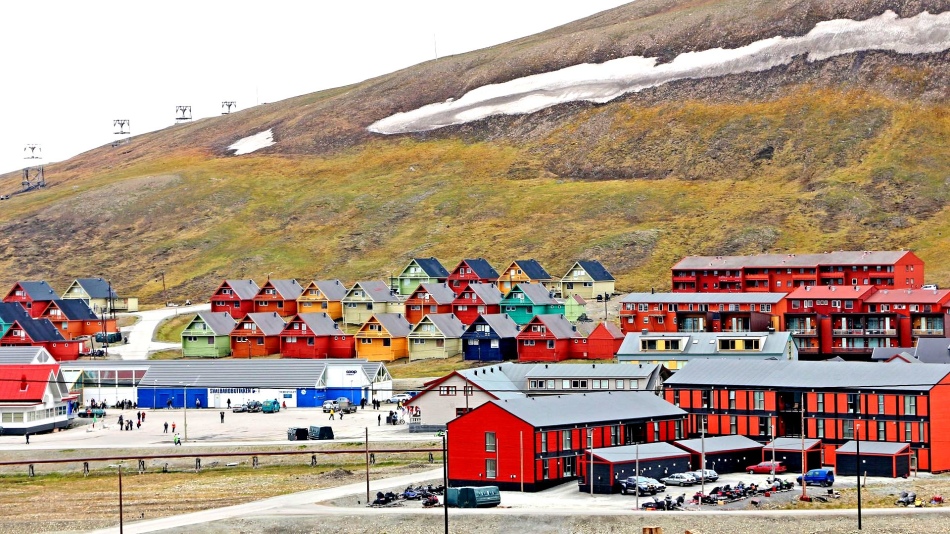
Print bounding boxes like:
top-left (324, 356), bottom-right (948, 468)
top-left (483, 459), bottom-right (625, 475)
top-left (297, 280), bottom-right (348, 321)
top-left (559, 260), bottom-right (616, 300)
top-left (355, 313), bottom-right (412, 362)
top-left (343, 281), bottom-right (402, 325)
top-left (497, 259), bottom-right (554, 295)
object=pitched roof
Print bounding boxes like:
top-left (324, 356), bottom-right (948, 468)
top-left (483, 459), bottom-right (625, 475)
top-left (415, 314), bottom-right (466, 338)
top-left (240, 312), bottom-right (286, 335)
top-left (506, 283), bottom-right (558, 305)
top-left (465, 314), bottom-right (521, 339)
top-left (864, 288), bottom-right (950, 304)
top-left (224, 279), bottom-right (260, 300)
top-left (570, 260), bottom-right (615, 282)
top-left (71, 278), bottom-right (120, 299)
top-left (52, 299), bottom-right (99, 321)
top-left (366, 313), bottom-right (412, 337)
top-left (194, 311), bottom-right (238, 336)
top-left (763, 437), bottom-right (822, 451)
top-left (870, 347), bottom-right (914, 361)
top-left (0, 364), bottom-right (60, 402)
top-left (310, 280), bottom-right (348, 301)
top-left (463, 283), bottom-right (503, 305)
top-left (415, 283), bottom-right (457, 304)
top-left (294, 313), bottom-right (346, 336)
top-left (266, 279), bottom-right (304, 299)
top-left (512, 259), bottom-right (552, 281)
top-left (620, 292), bottom-right (788, 304)
top-left (664, 359), bottom-right (950, 392)
top-left (529, 314), bottom-right (580, 339)
top-left (785, 285), bottom-right (876, 300)
top-left (591, 442), bottom-right (690, 463)
top-left (136, 360), bottom-right (333, 389)
top-left (836, 440), bottom-right (911, 455)
top-left (910, 338), bottom-right (950, 364)
top-left (348, 281), bottom-right (399, 303)
top-left (0, 347), bottom-right (56, 365)
top-left (460, 258), bottom-right (499, 280)
top-left (490, 391), bottom-right (684, 428)
top-left (673, 435), bottom-right (764, 454)
top-left (412, 258), bottom-right (450, 278)
top-left (454, 365), bottom-right (525, 400)
top-left (524, 362), bottom-right (659, 379)
top-left (0, 304), bottom-right (66, 342)
top-left (589, 322), bottom-right (624, 340)
top-left (13, 281), bottom-right (59, 301)
top-left (673, 251), bottom-right (918, 270)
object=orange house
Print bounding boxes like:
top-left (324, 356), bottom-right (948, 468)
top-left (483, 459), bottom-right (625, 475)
top-left (297, 280), bottom-right (348, 321)
top-left (355, 313), bottom-right (412, 362)
top-left (230, 312), bottom-right (286, 358)
top-left (41, 299), bottom-right (117, 339)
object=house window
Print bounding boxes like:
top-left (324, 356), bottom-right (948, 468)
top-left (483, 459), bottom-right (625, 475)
top-left (718, 338), bottom-right (760, 351)
top-left (546, 380), bottom-right (554, 389)
top-left (540, 432), bottom-right (547, 453)
top-left (848, 394), bottom-right (860, 414)
top-left (791, 300), bottom-right (800, 309)
top-left (457, 305), bottom-right (468, 311)
top-left (879, 395), bottom-right (885, 414)
top-left (674, 420), bottom-right (684, 439)
top-left (701, 390), bottom-right (711, 408)
top-left (905, 423), bottom-right (913, 442)
top-left (816, 393), bottom-right (824, 412)
top-left (485, 459), bottom-right (497, 478)
top-left (816, 419), bottom-right (825, 438)
top-left (257, 338), bottom-right (264, 345)
top-left (638, 303), bottom-right (648, 312)
top-left (382, 339), bottom-right (391, 347)
top-left (284, 336), bottom-right (296, 343)
top-left (878, 423), bottom-right (886, 441)
top-left (546, 340), bottom-right (555, 349)
top-left (729, 391), bottom-right (736, 409)
top-left (307, 338), bottom-right (314, 346)
top-left (610, 425), bottom-right (620, 446)
top-left (464, 386), bottom-right (473, 396)
top-left (562, 430), bottom-right (572, 450)
top-left (523, 340), bottom-right (535, 346)
top-left (485, 432), bottom-right (496, 451)
top-left (804, 300), bottom-right (813, 308)
top-left (412, 339), bottom-right (426, 345)
top-left (616, 379), bottom-right (624, 389)
top-left (542, 461), bottom-right (549, 480)
top-left (754, 391), bottom-right (765, 410)
top-left (672, 390), bottom-right (680, 406)
top-left (920, 423), bottom-right (925, 443)
top-left (761, 304), bottom-right (771, 312)
top-left (360, 339), bottom-right (372, 344)
top-left (844, 300), bottom-right (854, 310)
top-left (904, 396), bottom-right (916, 415)
top-left (439, 386), bottom-right (457, 396)
top-left (843, 420), bottom-right (854, 439)
top-left (571, 380), bottom-right (588, 389)
top-left (759, 417), bottom-right (769, 436)
top-left (730, 416), bottom-right (737, 434)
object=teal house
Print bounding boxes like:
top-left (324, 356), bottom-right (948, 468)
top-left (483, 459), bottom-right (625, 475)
top-left (395, 258), bottom-right (450, 296)
top-left (181, 311), bottom-right (238, 358)
top-left (500, 283), bottom-right (564, 325)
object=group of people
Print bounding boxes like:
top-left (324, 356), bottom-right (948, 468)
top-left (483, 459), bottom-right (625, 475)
top-left (116, 411), bottom-right (147, 431)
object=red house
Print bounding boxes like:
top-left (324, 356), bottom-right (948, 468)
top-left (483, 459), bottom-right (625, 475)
top-left (405, 283), bottom-right (457, 324)
top-left (572, 322), bottom-right (624, 360)
top-left (3, 281), bottom-right (59, 318)
top-left (517, 314), bottom-right (580, 362)
top-left (446, 391), bottom-right (686, 491)
top-left (280, 312), bottom-right (355, 359)
top-left (230, 312), bottom-right (286, 358)
top-left (446, 258), bottom-right (500, 295)
top-left (253, 279), bottom-right (304, 317)
top-left (451, 282), bottom-right (503, 326)
top-left (0, 303), bottom-right (81, 361)
top-left (41, 299), bottom-right (117, 339)
top-left (210, 279), bottom-right (260, 318)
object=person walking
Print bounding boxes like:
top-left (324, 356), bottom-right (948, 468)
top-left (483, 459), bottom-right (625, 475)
top-left (141, 411), bottom-right (146, 422)
top-left (167, 398), bottom-right (173, 410)
top-left (378, 413), bottom-right (381, 427)
top-left (227, 398), bottom-right (231, 410)
top-left (25, 432), bottom-right (30, 445)
top-left (174, 434), bottom-right (181, 446)
top-left (195, 398), bottom-right (201, 409)
top-left (164, 422), bottom-right (169, 433)
top-left (220, 411), bottom-right (225, 423)
top-left (329, 408), bottom-right (335, 421)
top-left (172, 422), bottom-right (176, 433)
top-left (136, 420), bottom-right (141, 430)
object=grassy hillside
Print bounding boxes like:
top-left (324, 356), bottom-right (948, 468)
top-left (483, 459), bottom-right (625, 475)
top-left (0, 0), bottom-right (948, 302)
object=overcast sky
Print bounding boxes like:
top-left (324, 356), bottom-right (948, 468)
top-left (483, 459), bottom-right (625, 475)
top-left (0, 1), bottom-right (630, 175)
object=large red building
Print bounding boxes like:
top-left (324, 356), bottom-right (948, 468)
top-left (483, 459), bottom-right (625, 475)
top-left (447, 391), bottom-right (686, 491)
top-left (671, 251), bottom-right (925, 293)
top-left (619, 292), bottom-right (788, 335)
top-left (253, 279), bottom-right (304, 317)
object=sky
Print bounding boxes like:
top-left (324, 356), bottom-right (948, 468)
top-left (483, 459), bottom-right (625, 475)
top-left (0, 1), bottom-right (631, 175)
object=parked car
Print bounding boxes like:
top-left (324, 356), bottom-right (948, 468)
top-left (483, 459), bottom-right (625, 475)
top-left (687, 469), bottom-right (719, 482)
top-left (232, 403), bottom-right (248, 413)
top-left (388, 393), bottom-right (413, 404)
top-left (245, 400), bottom-right (263, 413)
top-left (642, 477), bottom-right (665, 494)
top-left (618, 476), bottom-right (651, 496)
top-left (746, 461), bottom-right (787, 474)
top-left (797, 468), bottom-right (835, 487)
top-left (337, 398), bottom-right (357, 414)
top-left (922, 284), bottom-right (939, 290)
top-left (660, 472), bottom-right (697, 486)
top-left (322, 399), bottom-right (339, 413)
top-left (262, 399), bottom-right (281, 413)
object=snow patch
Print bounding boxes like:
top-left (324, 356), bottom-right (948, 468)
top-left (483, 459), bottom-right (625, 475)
top-left (368, 10), bottom-right (950, 134)
top-left (228, 129), bottom-right (275, 155)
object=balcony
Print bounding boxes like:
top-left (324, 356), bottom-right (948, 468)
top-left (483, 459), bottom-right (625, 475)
top-left (913, 328), bottom-right (945, 336)
top-left (832, 328), bottom-right (896, 337)
top-left (744, 272), bottom-right (770, 280)
top-left (796, 346), bottom-right (820, 354)
top-left (834, 347), bottom-right (874, 354)
top-left (790, 329), bottom-right (817, 336)
top-left (718, 275), bottom-right (742, 283)
top-left (672, 274), bottom-right (697, 282)
top-left (819, 271), bottom-right (843, 278)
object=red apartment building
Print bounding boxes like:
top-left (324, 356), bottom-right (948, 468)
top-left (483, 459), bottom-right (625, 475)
top-left (619, 293), bottom-right (788, 335)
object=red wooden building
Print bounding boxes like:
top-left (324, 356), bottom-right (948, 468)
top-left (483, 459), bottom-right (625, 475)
top-left (210, 279), bottom-right (260, 318)
top-left (230, 312), bottom-right (286, 358)
top-left (864, 288), bottom-right (950, 348)
top-left (785, 285), bottom-right (881, 359)
top-left (573, 322), bottom-right (624, 360)
top-left (41, 299), bottom-right (116, 339)
top-left (446, 258), bottom-right (500, 295)
top-left (451, 282), bottom-right (503, 326)
top-left (280, 313), bottom-right (355, 359)
top-left (0, 303), bottom-right (82, 361)
top-left (618, 292), bottom-right (788, 335)
top-left (516, 314), bottom-right (580, 362)
top-left (3, 281), bottom-right (60, 318)
top-left (405, 283), bottom-right (456, 324)
top-left (447, 391), bottom-right (686, 491)
top-left (253, 279), bottom-right (303, 317)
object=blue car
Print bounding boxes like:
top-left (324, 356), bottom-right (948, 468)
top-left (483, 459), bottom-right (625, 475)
top-left (797, 468), bottom-right (834, 487)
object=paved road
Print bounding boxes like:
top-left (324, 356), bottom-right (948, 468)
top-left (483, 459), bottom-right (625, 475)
top-left (109, 303), bottom-right (210, 360)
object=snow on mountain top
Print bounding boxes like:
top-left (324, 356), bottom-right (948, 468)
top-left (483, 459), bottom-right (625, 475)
top-left (228, 129), bottom-right (275, 155)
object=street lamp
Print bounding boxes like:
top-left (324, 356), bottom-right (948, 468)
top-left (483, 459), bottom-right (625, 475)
top-left (856, 422), bottom-right (862, 530)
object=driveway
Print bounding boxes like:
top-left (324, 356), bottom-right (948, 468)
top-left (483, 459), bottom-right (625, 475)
top-left (108, 303), bottom-right (210, 360)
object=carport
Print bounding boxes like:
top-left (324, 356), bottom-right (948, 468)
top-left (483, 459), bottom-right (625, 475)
top-left (579, 442), bottom-right (691, 494)
top-left (835, 440), bottom-right (912, 478)
top-left (763, 437), bottom-right (822, 472)
top-left (673, 435), bottom-right (764, 474)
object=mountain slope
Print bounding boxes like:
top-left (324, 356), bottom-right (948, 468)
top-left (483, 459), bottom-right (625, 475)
top-left (1, 0), bottom-right (949, 302)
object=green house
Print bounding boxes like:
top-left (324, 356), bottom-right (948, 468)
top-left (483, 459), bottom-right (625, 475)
top-left (395, 258), bottom-right (450, 296)
top-left (500, 283), bottom-right (564, 325)
top-left (563, 294), bottom-right (587, 322)
top-left (181, 311), bottom-right (237, 358)
top-left (408, 314), bottom-right (466, 361)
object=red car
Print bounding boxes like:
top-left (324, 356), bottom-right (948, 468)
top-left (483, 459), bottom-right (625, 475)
top-left (746, 461), bottom-right (787, 474)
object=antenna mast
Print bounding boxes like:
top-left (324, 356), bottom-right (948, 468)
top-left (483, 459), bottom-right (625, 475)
top-left (175, 105), bottom-right (192, 122)
top-left (18, 144), bottom-right (46, 195)
top-left (112, 119), bottom-right (131, 147)
top-left (221, 101), bottom-right (236, 115)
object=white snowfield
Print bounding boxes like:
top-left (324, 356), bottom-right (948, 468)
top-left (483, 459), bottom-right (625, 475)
top-left (368, 10), bottom-right (950, 135)
top-left (227, 128), bottom-right (275, 155)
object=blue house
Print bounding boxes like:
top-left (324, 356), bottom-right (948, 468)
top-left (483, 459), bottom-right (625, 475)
top-left (461, 313), bottom-right (520, 362)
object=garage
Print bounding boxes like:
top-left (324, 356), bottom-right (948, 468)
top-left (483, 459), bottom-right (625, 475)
top-left (673, 435), bottom-right (764, 474)
top-left (763, 437), bottom-right (823, 473)
top-left (835, 441), bottom-right (912, 478)
top-left (579, 442), bottom-right (692, 494)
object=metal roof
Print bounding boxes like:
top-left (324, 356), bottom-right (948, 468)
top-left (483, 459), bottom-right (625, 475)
top-left (224, 279), bottom-right (260, 300)
top-left (61, 358), bottom-right (390, 383)
top-left (456, 364), bottom-right (526, 400)
top-left (620, 292), bottom-right (788, 304)
top-left (0, 303), bottom-right (66, 342)
top-left (412, 314), bottom-right (466, 338)
top-left (665, 359), bottom-right (950, 392)
top-left (912, 338), bottom-right (950, 364)
top-left (590, 322), bottom-right (624, 340)
top-left (567, 260), bottom-right (615, 282)
top-left (836, 440), bottom-right (911, 455)
top-left (310, 280), bottom-right (348, 301)
top-left (785, 285), bottom-right (876, 300)
top-left (864, 288), bottom-right (950, 304)
top-left (265, 279), bottom-right (304, 300)
top-left (347, 281), bottom-right (399, 303)
top-left (0, 346), bottom-right (56, 364)
top-left (464, 314), bottom-right (521, 339)
top-left (457, 258), bottom-right (499, 280)
top-left (52, 299), bottom-right (99, 321)
top-left (415, 283), bottom-right (457, 304)
top-left (194, 311), bottom-right (238, 336)
top-left (366, 313), bottom-right (412, 337)
top-left (293, 313), bottom-right (346, 336)
top-left (491, 391), bottom-right (685, 428)
top-left (673, 251), bottom-right (917, 270)
top-left (71, 278), bottom-right (120, 299)
top-left (505, 283), bottom-right (559, 306)
top-left (763, 437), bottom-right (822, 451)
top-left (528, 314), bottom-right (580, 340)
top-left (590, 442), bottom-right (689, 463)
top-left (673, 435), bottom-right (764, 454)
top-left (240, 312), bottom-right (287, 336)
top-left (412, 257), bottom-right (450, 278)
top-left (617, 331), bottom-right (793, 358)
top-left (129, 359), bottom-right (389, 389)
top-left (14, 281), bottom-right (59, 300)
top-left (524, 363), bottom-right (659, 379)
top-left (463, 283), bottom-right (503, 305)
top-left (510, 259), bottom-right (552, 281)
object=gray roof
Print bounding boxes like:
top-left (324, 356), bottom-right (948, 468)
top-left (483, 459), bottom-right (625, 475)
top-left (505, 283), bottom-right (558, 305)
top-left (530, 314), bottom-right (580, 339)
top-left (240, 312), bottom-right (287, 335)
top-left (456, 364), bottom-right (526, 400)
top-left (673, 251), bottom-right (916, 270)
top-left (912, 338), bottom-right (950, 364)
top-left (0, 303), bottom-right (66, 342)
top-left (15, 281), bottom-right (58, 300)
top-left (413, 314), bottom-right (466, 338)
top-left (194, 311), bottom-right (237, 336)
top-left (590, 442), bottom-right (689, 463)
top-left (617, 331), bottom-right (793, 358)
top-left (620, 292), bottom-right (788, 304)
top-left (464, 283), bottom-right (503, 305)
top-left (665, 359), bottom-right (950, 392)
top-left (224, 279), bottom-right (260, 300)
top-left (416, 283), bottom-right (457, 305)
top-left (501, 259), bottom-right (552, 281)
top-left (310, 280), bottom-right (348, 301)
top-left (367, 313), bottom-right (412, 337)
top-left (71, 278), bottom-right (120, 299)
top-left (265, 279), bottom-right (303, 299)
top-left (763, 437), bottom-right (822, 451)
top-left (137, 360), bottom-right (335, 389)
top-left (465, 314), bottom-right (521, 339)
top-left (836, 441), bottom-right (911, 455)
top-left (870, 347), bottom-right (913, 361)
top-left (524, 363), bottom-right (659, 380)
top-left (490, 391), bottom-right (684, 428)
top-left (0, 346), bottom-right (56, 364)
top-left (347, 281), bottom-right (399, 303)
top-left (294, 313), bottom-right (346, 336)
top-left (674, 435), bottom-right (764, 454)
